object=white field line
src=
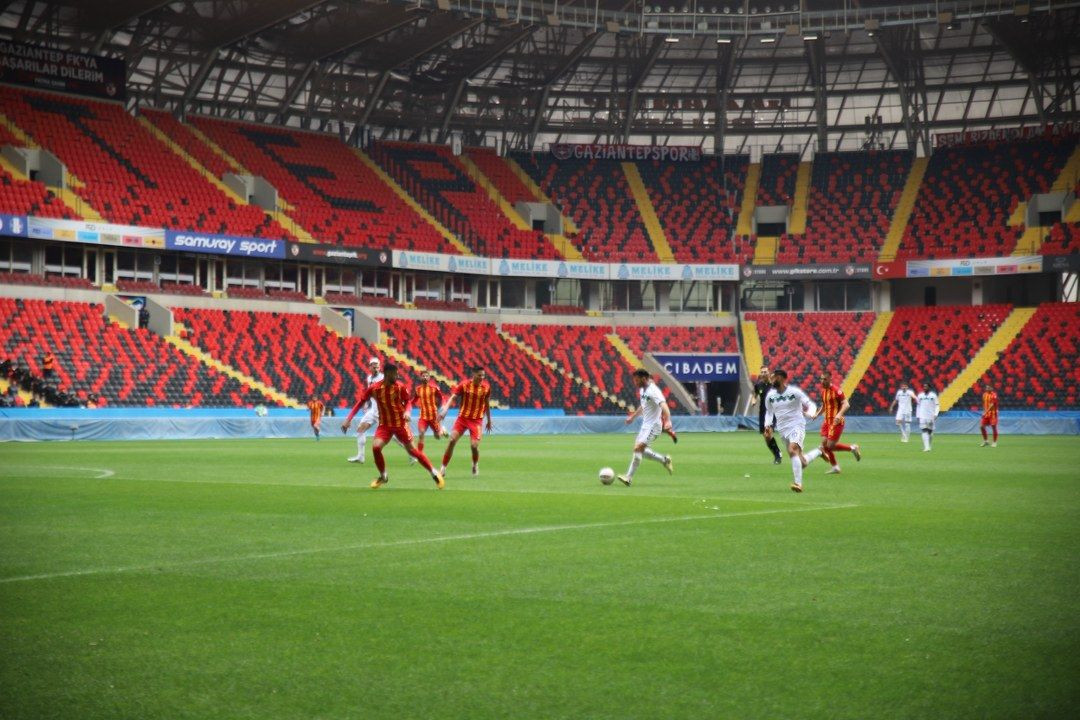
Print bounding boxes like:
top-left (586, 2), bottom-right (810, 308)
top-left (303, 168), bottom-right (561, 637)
top-left (0, 503), bottom-right (858, 584)
top-left (23, 466), bottom-right (116, 479)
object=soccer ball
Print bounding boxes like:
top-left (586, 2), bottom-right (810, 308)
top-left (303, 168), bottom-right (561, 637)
top-left (599, 467), bottom-right (615, 485)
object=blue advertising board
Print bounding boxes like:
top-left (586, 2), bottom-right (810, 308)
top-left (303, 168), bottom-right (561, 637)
top-left (165, 230), bottom-right (286, 259)
top-left (654, 353), bottom-right (741, 382)
top-left (0, 214), bottom-right (27, 237)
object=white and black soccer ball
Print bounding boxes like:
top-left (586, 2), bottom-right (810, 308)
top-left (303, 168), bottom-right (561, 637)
top-left (599, 467), bottom-right (615, 485)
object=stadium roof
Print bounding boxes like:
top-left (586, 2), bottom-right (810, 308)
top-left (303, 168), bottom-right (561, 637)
top-left (2, 0), bottom-right (1078, 155)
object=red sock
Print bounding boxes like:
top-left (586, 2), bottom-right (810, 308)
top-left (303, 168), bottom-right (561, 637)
top-left (408, 446), bottom-right (434, 472)
top-left (822, 448), bottom-right (837, 466)
top-left (442, 446), bottom-right (454, 467)
top-left (981, 427), bottom-right (988, 440)
top-left (992, 426), bottom-right (998, 442)
top-left (373, 446), bottom-right (386, 474)
top-left (833, 443), bottom-right (852, 452)
top-left (418, 440), bottom-right (424, 452)
top-left (471, 446), bottom-right (479, 464)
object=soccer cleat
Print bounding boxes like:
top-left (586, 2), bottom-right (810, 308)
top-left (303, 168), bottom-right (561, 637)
top-left (825, 466), bottom-right (841, 475)
top-left (665, 427), bottom-right (678, 444)
top-left (663, 456), bottom-right (674, 475)
top-left (618, 474), bottom-right (632, 487)
top-left (790, 483), bottom-right (803, 493)
top-left (370, 476), bottom-right (388, 489)
top-left (347, 455), bottom-right (362, 463)
top-left (409, 455), bottom-right (418, 465)
top-left (433, 471), bottom-right (445, 490)
top-left (773, 456), bottom-right (782, 465)
top-left (991, 442), bottom-right (997, 448)
top-left (851, 444), bottom-right (861, 462)
top-left (980, 441), bottom-right (989, 447)
top-left (472, 464), bottom-right (479, 476)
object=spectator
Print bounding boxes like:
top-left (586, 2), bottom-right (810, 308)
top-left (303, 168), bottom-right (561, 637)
top-left (41, 351), bottom-right (56, 379)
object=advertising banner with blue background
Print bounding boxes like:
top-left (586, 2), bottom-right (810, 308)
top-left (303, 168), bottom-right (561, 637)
top-left (0, 214), bottom-right (27, 237)
top-left (654, 353), bottom-right (741, 382)
top-left (165, 231), bottom-right (286, 259)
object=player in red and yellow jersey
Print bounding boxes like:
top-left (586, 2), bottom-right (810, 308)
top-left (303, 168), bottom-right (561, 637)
top-left (980, 383), bottom-right (999, 447)
top-left (307, 396), bottom-right (325, 440)
top-left (411, 370), bottom-right (445, 455)
top-left (340, 363), bottom-right (444, 489)
top-left (811, 370), bottom-right (861, 474)
top-left (438, 366), bottom-right (493, 477)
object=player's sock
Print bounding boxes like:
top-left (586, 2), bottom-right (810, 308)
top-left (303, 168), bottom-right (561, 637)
top-left (407, 446), bottom-right (435, 472)
top-left (804, 448), bottom-right (822, 465)
top-left (992, 426), bottom-right (998, 442)
top-left (922, 430), bottom-right (931, 451)
top-left (766, 435), bottom-right (782, 459)
top-left (418, 440), bottom-right (424, 452)
top-left (626, 451), bottom-right (643, 480)
top-left (791, 455), bottom-right (803, 487)
top-left (471, 446), bottom-right (479, 465)
top-left (643, 447), bottom-right (665, 463)
top-left (373, 447), bottom-right (386, 475)
top-left (901, 422), bottom-right (910, 441)
top-left (980, 426), bottom-right (987, 441)
top-left (357, 433), bottom-right (366, 460)
top-left (442, 446), bottom-right (454, 467)
top-left (833, 443), bottom-right (852, 452)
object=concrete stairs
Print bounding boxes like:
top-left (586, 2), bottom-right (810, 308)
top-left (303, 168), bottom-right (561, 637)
top-left (841, 311), bottom-right (894, 397)
top-left (504, 156), bottom-right (578, 234)
top-left (458, 155), bottom-right (531, 231)
top-left (498, 329), bottom-right (628, 410)
top-left (0, 377), bottom-right (47, 407)
top-left (879, 157), bottom-right (928, 261)
top-left (351, 147), bottom-right (472, 256)
top-left (937, 307), bottom-right (1036, 411)
top-left (735, 162), bottom-right (760, 236)
top-left (164, 335), bottom-right (303, 408)
top-left (740, 320), bottom-right (764, 377)
top-left (786, 161), bottom-right (812, 235)
top-left (752, 236), bottom-right (778, 265)
top-left (622, 162), bottom-right (676, 263)
top-left (605, 333), bottom-right (642, 369)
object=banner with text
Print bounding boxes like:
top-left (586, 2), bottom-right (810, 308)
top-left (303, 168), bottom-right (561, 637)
top-left (906, 256), bottom-right (1043, 278)
top-left (0, 214), bottom-right (27, 238)
top-left (1042, 254), bottom-right (1080, 273)
top-left (28, 217), bottom-right (164, 248)
top-left (654, 353), bottom-right (741, 382)
top-left (393, 249), bottom-right (491, 276)
top-left (165, 231), bottom-right (285, 259)
top-left (288, 242), bottom-right (389, 267)
top-left (934, 122), bottom-right (1079, 148)
top-left (0, 40), bottom-right (126, 100)
top-left (741, 263), bottom-right (872, 280)
top-left (550, 143), bottom-right (702, 162)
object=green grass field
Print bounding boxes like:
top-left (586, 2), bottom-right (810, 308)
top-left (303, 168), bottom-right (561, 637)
top-left (1, 432), bottom-right (1078, 719)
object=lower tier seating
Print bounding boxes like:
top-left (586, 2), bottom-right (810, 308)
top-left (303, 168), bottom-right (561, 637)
top-left (0, 298), bottom-right (269, 406)
top-left (616, 325), bottom-right (739, 359)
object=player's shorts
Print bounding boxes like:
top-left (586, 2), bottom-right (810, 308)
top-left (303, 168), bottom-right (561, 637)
top-left (418, 417), bottom-right (443, 435)
top-left (453, 416), bottom-right (484, 442)
top-left (980, 413), bottom-right (997, 426)
top-left (635, 421), bottom-right (662, 446)
top-left (360, 405), bottom-right (379, 427)
top-left (919, 418), bottom-right (935, 431)
top-left (895, 411), bottom-right (912, 422)
top-left (375, 424), bottom-right (413, 445)
top-left (778, 423), bottom-right (806, 449)
top-left (757, 412), bottom-right (773, 434)
top-left (820, 419), bottom-right (845, 442)
top-left (310, 417), bottom-right (321, 430)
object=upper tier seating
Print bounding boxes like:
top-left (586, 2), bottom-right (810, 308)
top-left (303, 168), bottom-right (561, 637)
top-left (756, 153), bottom-right (799, 206)
top-left (854, 304), bottom-right (1013, 412)
top-left (781, 150), bottom-right (912, 262)
top-left (381, 318), bottom-right (618, 414)
top-left (744, 312), bottom-right (876, 395)
top-left (115, 279), bottom-right (162, 293)
top-left (1041, 221), bottom-right (1080, 255)
top-left (0, 87), bottom-right (291, 238)
top-left (957, 302), bottom-right (1079, 411)
top-left (511, 151), bottom-right (655, 262)
top-left (0, 122), bottom-right (75, 219)
top-left (370, 142), bottom-right (561, 258)
top-left (160, 282), bottom-right (208, 296)
top-left (900, 136), bottom-right (1076, 258)
top-left (0, 272), bottom-right (95, 289)
top-left (615, 325), bottom-right (740, 360)
top-left (636, 156), bottom-right (753, 263)
top-left (464, 148), bottom-right (538, 204)
top-left (0, 298), bottom-right (269, 406)
top-left (503, 324), bottom-right (635, 409)
top-left (189, 119), bottom-right (454, 253)
top-left (541, 304), bottom-right (587, 316)
top-left (174, 308), bottom-right (378, 405)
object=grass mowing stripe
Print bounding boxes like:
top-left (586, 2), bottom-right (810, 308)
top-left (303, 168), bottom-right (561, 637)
top-left (0, 502), bottom-right (858, 584)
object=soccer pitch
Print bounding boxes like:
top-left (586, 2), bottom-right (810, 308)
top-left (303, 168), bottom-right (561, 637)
top-left (1, 433), bottom-right (1077, 719)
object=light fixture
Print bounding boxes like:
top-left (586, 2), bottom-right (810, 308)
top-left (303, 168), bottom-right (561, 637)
top-left (716, 36), bottom-right (732, 43)
top-left (802, 33), bottom-right (818, 40)
top-left (760, 36), bottom-right (775, 43)
top-left (664, 35), bottom-right (680, 42)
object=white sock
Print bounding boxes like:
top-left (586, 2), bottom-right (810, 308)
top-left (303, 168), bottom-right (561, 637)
top-left (901, 422), bottom-right (910, 441)
top-left (643, 448), bottom-right (665, 463)
top-left (791, 455), bottom-right (803, 487)
top-left (357, 433), bottom-right (366, 456)
top-left (626, 451), bottom-right (643, 479)
top-left (922, 430), bottom-right (930, 450)
top-left (804, 448), bottom-right (822, 465)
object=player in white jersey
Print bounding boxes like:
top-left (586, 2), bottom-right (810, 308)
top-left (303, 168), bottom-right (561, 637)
top-left (347, 357), bottom-right (384, 463)
top-left (889, 381), bottom-right (917, 443)
top-left (763, 369), bottom-right (824, 493)
top-left (617, 369), bottom-right (675, 486)
top-left (915, 384), bottom-right (940, 452)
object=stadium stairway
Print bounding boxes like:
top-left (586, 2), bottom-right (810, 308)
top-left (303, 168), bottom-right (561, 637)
top-left (0, 376), bottom-right (46, 407)
top-left (1011, 144), bottom-right (1080, 254)
top-left (351, 147), bottom-right (471, 255)
top-left (786, 161), bottom-right (812, 234)
top-left (605, 334), bottom-right (642, 368)
top-left (740, 319), bottom-right (764, 375)
top-left (752, 236), bottom-right (778, 264)
top-left (937, 307), bottom-right (1037, 411)
top-left (841, 311), bottom-right (893, 397)
top-left (458, 155), bottom-right (583, 261)
top-left (504, 155), bottom-right (579, 234)
top-left (622, 162), bottom-right (676, 263)
top-left (735, 163), bottom-right (760, 236)
top-left (164, 334), bottom-right (303, 408)
top-left (497, 329), bottom-right (628, 411)
top-left (879, 157), bottom-right (928, 261)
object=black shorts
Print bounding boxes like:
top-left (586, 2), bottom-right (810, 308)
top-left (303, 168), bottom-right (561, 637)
top-left (758, 413), bottom-right (774, 434)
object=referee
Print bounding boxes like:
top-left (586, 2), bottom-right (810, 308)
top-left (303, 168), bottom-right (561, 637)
top-left (750, 366), bottom-right (783, 464)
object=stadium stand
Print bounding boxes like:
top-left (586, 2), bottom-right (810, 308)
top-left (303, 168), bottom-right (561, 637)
top-left (174, 308), bottom-right (378, 405)
top-left (511, 151), bottom-right (656, 262)
top-left (1041, 221), bottom-right (1080, 255)
top-left (464, 147), bottom-right (538, 204)
top-left (899, 136), bottom-right (1076, 258)
top-left (0, 272), bottom-right (95, 289)
top-left (380, 318), bottom-right (619, 414)
top-left (615, 325), bottom-right (740, 359)
top-left (854, 304), bottom-right (1013, 412)
top-left (0, 87), bottom-right (292, 238)
top-left (756, 153), bottom-right (800, 206)
top-left (957, 302), bottom-right (1079, 411)
top-left (0, 298), bottom-right (270, 406)
top-left (780, 150), bottom-right (912, 262)
top-left (115, 279), bottom-right (162, 293)
top-left (160, 282), bottom-right (208, 296)
top-left (0, 122), bottom-right (75, 218)
top-left (635, 156), bottom-right (752, 263)
top-left (541, 304), bottom-right (587, 316)
top-left (743, 312), bottom-right (876, 390)
top-left (188, 118), bottom-right (455, 252)
top-left (413, 298), bottom-right (471, 312)
top-left (369, 142), bottom-right (561, 258)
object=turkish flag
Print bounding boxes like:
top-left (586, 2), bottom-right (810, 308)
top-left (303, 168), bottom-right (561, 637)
top-left (874, 261), bottom-right (906, 278)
